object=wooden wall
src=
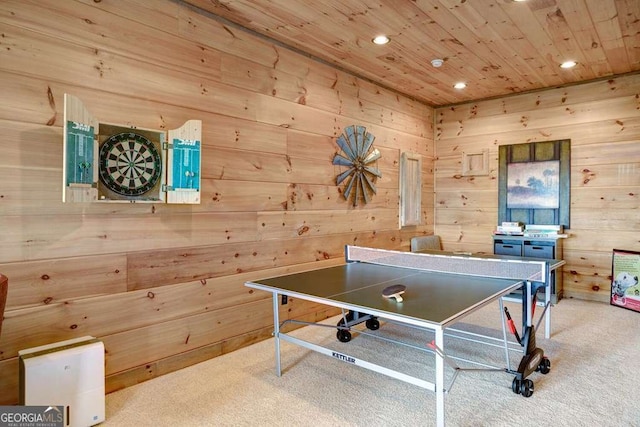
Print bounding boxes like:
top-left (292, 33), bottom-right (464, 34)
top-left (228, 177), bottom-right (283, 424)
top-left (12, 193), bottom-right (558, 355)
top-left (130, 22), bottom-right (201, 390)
top-left (434, 73), bottom-right (640, 301)
top-left (0, 0), bottom-right (434, 404)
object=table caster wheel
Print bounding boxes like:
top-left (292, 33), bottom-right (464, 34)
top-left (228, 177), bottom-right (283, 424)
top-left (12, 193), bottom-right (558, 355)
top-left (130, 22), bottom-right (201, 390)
top-left (512, 377), bottom-right (521, 394)
top-left (520, 379), bottom-right (534, 397)
top-left (537, 357), bottom-right (551, 374)
top-left (365, 318), bottom-right (380, 330)
top-left (337, 329), bottom-right (352, 343)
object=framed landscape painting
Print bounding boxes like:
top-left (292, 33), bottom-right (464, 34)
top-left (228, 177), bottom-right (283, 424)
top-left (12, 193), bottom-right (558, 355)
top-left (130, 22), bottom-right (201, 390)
top-left (498, 140), bottom-right (570, 228)
top-left (507, 160), bottom-right (560, 209)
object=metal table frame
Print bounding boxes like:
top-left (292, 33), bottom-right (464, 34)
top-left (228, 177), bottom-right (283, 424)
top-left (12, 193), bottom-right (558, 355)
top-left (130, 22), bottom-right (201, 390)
top-left (247, 277), bottom-right (532, 427)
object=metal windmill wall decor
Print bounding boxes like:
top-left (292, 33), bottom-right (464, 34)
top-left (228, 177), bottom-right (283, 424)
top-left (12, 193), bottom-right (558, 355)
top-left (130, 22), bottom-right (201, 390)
top-left (332, 125), bottom-right (382, 206)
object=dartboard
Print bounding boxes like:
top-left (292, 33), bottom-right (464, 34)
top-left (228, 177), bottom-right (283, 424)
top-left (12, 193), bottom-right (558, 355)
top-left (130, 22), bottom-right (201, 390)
top-left (99, 132), bottom-right (162, 196)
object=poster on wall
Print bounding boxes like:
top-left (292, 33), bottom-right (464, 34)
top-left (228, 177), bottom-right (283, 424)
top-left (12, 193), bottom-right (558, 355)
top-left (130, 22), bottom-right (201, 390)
top-left (610, 249), bottom-right (640, 313)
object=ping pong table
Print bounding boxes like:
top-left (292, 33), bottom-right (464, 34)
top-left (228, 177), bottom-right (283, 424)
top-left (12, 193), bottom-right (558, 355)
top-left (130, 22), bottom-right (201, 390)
top-left (245, 245), bottom-right (565, 427)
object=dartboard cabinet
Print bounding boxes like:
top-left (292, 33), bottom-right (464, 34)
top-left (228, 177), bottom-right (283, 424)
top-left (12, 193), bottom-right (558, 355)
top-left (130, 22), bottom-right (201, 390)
top-left (62, 94), bottom-right (201, 204)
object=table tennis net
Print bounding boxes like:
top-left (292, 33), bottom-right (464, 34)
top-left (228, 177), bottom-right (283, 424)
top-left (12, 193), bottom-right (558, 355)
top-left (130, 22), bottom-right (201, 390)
top-left (346, 246), bottom-right (545, 282)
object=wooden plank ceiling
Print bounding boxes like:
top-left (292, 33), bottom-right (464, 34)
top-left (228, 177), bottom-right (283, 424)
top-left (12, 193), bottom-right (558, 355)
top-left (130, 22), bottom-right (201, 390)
top-left (183, 0), bottom-right (640, 107)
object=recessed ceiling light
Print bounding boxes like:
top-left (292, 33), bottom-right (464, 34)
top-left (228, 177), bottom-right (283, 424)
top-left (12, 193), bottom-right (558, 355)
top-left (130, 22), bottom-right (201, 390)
top-left (372, 35), bottom-right (390, 45)
top-left (454, 82), bottom-right (467, 89)
top-left (560, 60), bottom-right (577, 69)
top-left (431, 58), bottom-right (444, 68)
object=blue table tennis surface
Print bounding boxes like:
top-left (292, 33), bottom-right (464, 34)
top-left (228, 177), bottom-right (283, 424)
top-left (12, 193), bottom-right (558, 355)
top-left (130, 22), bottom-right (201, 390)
top-left (248, 262), bottom-right (524, 326)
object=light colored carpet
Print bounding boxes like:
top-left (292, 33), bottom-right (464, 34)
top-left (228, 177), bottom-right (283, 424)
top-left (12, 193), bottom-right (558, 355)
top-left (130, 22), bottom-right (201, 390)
top-left (104, 299), bottom-right (640, 426)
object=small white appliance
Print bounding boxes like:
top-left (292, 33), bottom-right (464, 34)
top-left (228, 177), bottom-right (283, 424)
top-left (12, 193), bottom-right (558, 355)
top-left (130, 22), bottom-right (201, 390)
top-left (19, 336), bottom-right (106, 426)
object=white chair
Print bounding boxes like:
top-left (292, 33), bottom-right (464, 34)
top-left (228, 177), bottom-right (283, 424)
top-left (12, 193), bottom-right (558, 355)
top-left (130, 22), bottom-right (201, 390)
top-left (410, 235), bottom-right (442, 252)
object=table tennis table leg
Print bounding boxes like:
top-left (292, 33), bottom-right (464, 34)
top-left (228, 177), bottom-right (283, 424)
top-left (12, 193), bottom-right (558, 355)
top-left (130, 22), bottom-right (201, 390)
top-left (435, 327), bottom-right (445, 427)
top-left (272, 293), bottom-right (282, 377)
top-left (544, 271), bottom-right (551, 339)
top-left (525, 281), bottom-right (532, 328)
